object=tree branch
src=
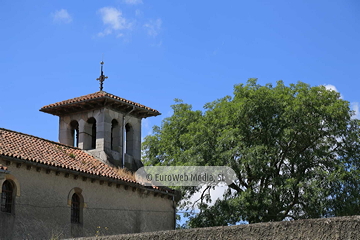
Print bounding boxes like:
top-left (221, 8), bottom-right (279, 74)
top-left (228, 183), bottom-right (243, 193)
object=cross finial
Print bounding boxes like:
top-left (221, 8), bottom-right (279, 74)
top-left (96, 61), bottom-right (108, 91)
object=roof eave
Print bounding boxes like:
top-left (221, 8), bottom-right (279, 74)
top-left (39, 96), bottom-right (161, 118)
top-left (0, 154), bottom-right (176, 197)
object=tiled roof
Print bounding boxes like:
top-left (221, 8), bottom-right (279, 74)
top-left (0, 128), bottom-right (136, 184)
top-left (40, 91), bottom-right (160, 115)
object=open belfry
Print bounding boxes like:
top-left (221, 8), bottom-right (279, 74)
top-left (40, 62), bottom-right (160, 171)
top-left (0, 62), bottom-right (177, 239)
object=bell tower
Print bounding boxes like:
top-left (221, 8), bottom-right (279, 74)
top-left (39, 62), bottom-right (160, 171)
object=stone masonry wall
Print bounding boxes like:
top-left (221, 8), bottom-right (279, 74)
top-left (59, 107), bottom-right (142, 168)
top-left (0, 158), bottom-right (175, 240)
top-left (67, 215), bottom-right (360, 240)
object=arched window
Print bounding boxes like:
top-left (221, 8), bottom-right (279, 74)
top-left (70, 120), bottom-right (79, 147)
top-left (68, 188), bottom-right (84, 227)
top-left (125, 123), bottom-right (134, 156)
top-left (111, 119), bottom-right (120, 151)
top-left (87, 118), bottom-right (96, 149)
top-left (71, 193), bottom-right (81, 224)
top-left (1, 180), bottom-right (14, 213)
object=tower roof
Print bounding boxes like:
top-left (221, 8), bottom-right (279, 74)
top-left (39, 91), bottom-right (161, 118)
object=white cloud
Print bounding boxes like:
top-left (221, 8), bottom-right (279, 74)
top-left (324, 84), bottom-right (359, 119)
top-left (97, 7), bottom-right (131, 37)
top-left (323, 84), bottom-right (343, 99)
top-left (184, 185), bottom-right (227, 211)
top-left (324, 84), bottom-right (338, 92)
top-left (52, 9), bottom-right (72, 24)
top-left (144, 18), bottom-right (162, 37)
top-left (124, 0), bottom-right (143, 5)
top-left (98, 29), bottom-right (112, 37)
top-left (351, 102), bottom-right (360, 119)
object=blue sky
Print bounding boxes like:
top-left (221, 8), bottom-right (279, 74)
top-left (1, 0), bottom-right (360, 143)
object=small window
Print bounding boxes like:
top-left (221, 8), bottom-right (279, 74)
top-left (71, 193), bottom-right (81, 224)
top-left (1, 180), bottom-right (14, 213)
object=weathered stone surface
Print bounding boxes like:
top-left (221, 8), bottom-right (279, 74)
top-left (58, 107), bottom-right (142, 170)
top-left (0, 159), bottom-right (175, 240)
top-left (67, 215), bottom-right (360, 240)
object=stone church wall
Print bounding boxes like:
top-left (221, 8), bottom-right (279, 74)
top-left (0, 159), bottom-right (175, 240)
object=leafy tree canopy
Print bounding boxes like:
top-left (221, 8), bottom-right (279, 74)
top-left (142, 79), bottom-right (360, 226)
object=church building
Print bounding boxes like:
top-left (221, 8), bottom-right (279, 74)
top-left (0, 63), bottom-right (178, 239)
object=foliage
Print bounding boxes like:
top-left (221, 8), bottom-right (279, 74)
top-left (142, 79), bottom-right (360, 226)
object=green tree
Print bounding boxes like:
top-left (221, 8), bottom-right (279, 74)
top-left (142, 79), bottom-right (360, 226)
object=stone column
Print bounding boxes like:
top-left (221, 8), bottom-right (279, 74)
top-left (59, 116), bottom-right (72, 146)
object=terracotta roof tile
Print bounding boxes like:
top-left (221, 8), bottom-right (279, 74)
top-left (40, 91), bottom-right (160, 114)
top-left (0, 128), bottom-right (176, 195)
top-left (0, 128), bottom-right (136, 183)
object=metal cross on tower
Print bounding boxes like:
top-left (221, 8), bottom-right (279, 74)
top-left (96, 61), bottom-right (108, 91)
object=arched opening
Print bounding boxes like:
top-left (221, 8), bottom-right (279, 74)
top-left (69, 188), bottom-right (84, 236)
top-left (1, 180), bottom-right (14, 213)
top-left (87, 117), bottom-right (97, 150)
top-left (125, 123), bottom-right (134, 156)
top-left (111, 119), bottom-right (120, 151)
top-left (71, 193), bottom-right (81, 224)
top-left (70, 120), bottom-right (79, 147)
